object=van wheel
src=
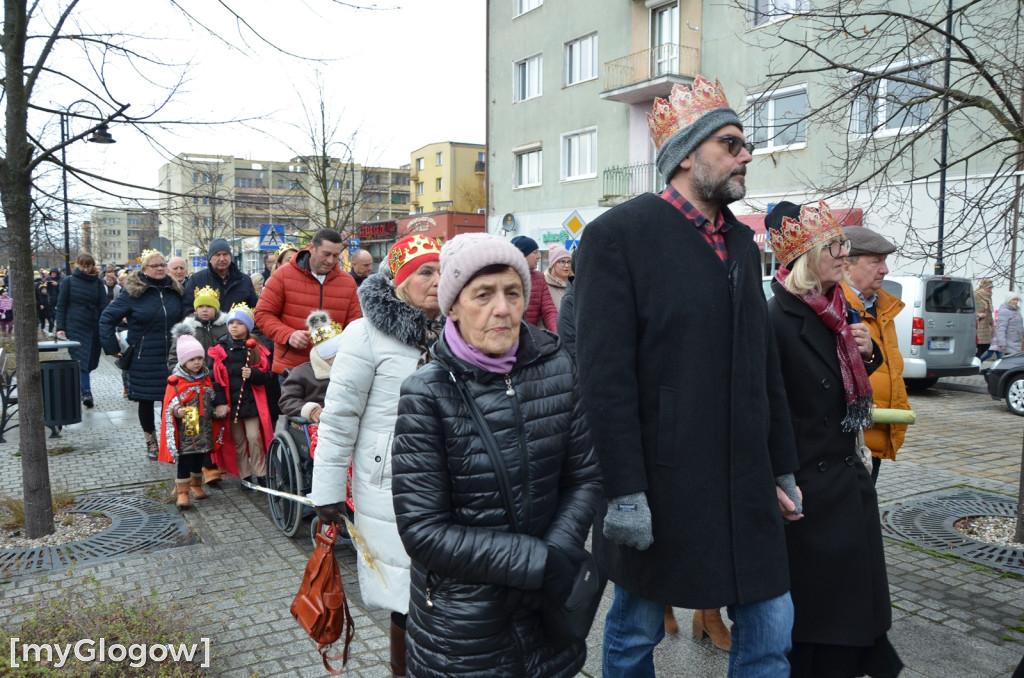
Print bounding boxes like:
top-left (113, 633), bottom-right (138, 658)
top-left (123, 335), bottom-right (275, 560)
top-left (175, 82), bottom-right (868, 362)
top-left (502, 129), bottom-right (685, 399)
top-left (1004, 377), bottom-right (1024, 416)
top-left (904, 377), bottom-right (939, 391)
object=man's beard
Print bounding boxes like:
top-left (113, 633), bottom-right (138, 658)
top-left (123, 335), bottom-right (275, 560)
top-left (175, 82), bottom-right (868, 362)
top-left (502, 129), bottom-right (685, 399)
top-left (692, 152), bottom-right (746, 205)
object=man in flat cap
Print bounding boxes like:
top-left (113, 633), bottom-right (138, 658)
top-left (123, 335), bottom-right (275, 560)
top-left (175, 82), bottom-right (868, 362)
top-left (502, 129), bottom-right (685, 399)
top-left (841, 226), bottom-right (910, 483)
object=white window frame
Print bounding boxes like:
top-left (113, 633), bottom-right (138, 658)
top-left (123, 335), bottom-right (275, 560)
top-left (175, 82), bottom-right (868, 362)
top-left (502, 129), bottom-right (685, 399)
top-left (513, 146), bottom-right (542, 189)
top-left (565, 33), bottom-right (598, 87)
top-left (750, 0), bottom-right (808, 27)
top-left (560, 127), bottom-right (597, 182)
top-left (436, 177), bottom-right (443, 191)
top-left (514, 54), bottom-right (543, 102)
top-left (435, 152), bottom-right (443, 165)
top-left (416, 182), bottom-right (424, 195)
top-left (745, 84), bottom-right (808, 154)
top-left (416, 157), bottom-right (424, 171)
top-left (850, 60), bottom-right (931, 139)
top-left (515, 0), bottom-right (542, 17)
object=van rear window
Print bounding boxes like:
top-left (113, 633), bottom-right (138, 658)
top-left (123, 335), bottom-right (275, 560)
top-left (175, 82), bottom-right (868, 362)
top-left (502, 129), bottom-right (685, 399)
top-left (925, 280), bottom-right (975, 313)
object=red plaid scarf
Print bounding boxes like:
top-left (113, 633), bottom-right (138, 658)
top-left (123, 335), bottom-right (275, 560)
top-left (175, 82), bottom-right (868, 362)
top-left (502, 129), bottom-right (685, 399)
top-left (775, 268), bottom-right (874, 431)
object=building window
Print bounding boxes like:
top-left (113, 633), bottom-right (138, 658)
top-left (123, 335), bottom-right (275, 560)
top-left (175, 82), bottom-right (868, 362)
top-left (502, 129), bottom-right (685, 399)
top-left (851, 62), bottom-right (931, 137)
top-left (565, 33), bottom-right (598, 86)
top-left (276, 179), bottom-right (284, 189)
top-left (751, 0), bottom-right (807, 27)
top-left (651, 2), bottom-right (679, 76)
top-left (561, 129), bottom-right (596, 181)
top-left (417, 182), bottom-right (425, 195)
top-left (478, 151), bottom-right (486, 163)
top-left (746, 85), bottom-right (808, 152)
top-left (416, 158), bottom-right (424, 171)
top-left (436, 177), bottom-right (443, 191)
top-left (435, 152), bottom-right (443, 165)
top-left (514, 54), bottom-right (543, 102)
top-left (514, 148), bottom-right (542, 188)
top-left (516, 0), bottom-right (542, 16)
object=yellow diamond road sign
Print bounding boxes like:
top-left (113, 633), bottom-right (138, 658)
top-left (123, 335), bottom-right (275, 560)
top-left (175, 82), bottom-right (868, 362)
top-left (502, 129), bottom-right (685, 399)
top-left (562, 210), bottom-right (586, 236)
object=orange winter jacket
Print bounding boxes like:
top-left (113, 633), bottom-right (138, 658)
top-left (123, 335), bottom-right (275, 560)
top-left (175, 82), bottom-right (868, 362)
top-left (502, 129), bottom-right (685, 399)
top-left (254, 249), bottom-right (362, 373)
top-left (842, 283), bottom-right (910, 460)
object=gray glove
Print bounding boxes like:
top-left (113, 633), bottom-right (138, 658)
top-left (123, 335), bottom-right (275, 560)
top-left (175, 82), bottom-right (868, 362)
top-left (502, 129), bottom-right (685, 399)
top-left (775, 473), bottom-right (803, 516)
top-left (603, 491), bottom-right (653, 550)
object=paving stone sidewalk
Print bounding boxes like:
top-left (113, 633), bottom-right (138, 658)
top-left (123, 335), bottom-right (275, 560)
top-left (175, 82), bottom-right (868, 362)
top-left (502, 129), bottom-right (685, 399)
top-left (0, 356), bottom-right (1022, 676)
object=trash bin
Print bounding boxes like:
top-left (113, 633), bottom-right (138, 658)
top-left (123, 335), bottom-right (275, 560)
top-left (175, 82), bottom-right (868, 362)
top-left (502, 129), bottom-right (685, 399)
top-left (40, 359), bottom-right (81, 428)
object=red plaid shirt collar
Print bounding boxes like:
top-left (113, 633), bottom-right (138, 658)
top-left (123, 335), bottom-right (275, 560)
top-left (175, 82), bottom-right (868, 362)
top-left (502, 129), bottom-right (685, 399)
top-left (659, 185), bottom-right (731, 261)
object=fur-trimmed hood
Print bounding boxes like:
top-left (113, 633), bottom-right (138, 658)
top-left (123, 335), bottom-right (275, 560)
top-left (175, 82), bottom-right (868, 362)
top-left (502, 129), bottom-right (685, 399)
top-left (121, 270), bottom-right (184, 299)
top-left (171, 363), bottom-right (210, 380)
top-left (172, 312), bottom-right (227, 342)
top-left (357, 272), bottom-right (442, 349)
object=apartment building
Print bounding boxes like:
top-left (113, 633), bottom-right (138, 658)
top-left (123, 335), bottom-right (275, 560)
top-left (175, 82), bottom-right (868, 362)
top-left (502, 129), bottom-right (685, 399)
top-left (83, 207), bottom-right (160, 268)
top-left (409, 142), bottom-right (486, 215)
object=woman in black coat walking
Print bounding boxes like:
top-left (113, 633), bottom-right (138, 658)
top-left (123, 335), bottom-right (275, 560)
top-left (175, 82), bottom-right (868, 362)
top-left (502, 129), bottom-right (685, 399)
top-left (99, 251), bottom-right (183, 460)
top-left (766, 201), bottom-right (902, 678)
top-left (392, 233), bottom-right (602, 678)
top-left (55, 253), bottom-right (107, 409)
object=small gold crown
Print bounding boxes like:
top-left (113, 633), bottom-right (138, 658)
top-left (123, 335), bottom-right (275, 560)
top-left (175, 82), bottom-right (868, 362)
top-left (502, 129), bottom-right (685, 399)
top-left (310, 321), bottom-right (343, 346)
top-left (228, 302), bottom-right (254, 318)
top-left (278, 242), bottom-right (299, 255)
top-left (767, 201), bottom-right (844, 267)
top-left (647, 77), bottom-right (733, 150)
top-left (194, 285), bottom-right (220, 301)
top-left (137, 248), bottom-right (163, 264)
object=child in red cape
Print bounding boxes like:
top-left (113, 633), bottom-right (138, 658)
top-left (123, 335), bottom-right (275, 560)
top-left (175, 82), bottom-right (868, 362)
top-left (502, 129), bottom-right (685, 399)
top-left (158, 333), bottom-right (230, 509)
top-left (209, 303), bottom-right (273, 487)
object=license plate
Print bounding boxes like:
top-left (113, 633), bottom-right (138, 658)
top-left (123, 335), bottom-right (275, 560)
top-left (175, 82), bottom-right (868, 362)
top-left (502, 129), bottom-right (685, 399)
top-left (928, 339), bottom-right (951, 350)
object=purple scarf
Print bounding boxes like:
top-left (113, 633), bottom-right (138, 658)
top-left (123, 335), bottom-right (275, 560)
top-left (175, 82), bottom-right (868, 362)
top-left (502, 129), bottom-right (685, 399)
top-left (444, 316), bottom-right (518, 374)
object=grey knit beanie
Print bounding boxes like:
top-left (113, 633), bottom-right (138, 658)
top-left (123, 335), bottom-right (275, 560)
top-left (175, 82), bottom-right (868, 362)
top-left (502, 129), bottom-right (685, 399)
top-left (438, 233), bottom-right (532, 316)
top-left (655, 107), bottom-right (743, 183)
top-left (207, 238), bottom-right (231, 258)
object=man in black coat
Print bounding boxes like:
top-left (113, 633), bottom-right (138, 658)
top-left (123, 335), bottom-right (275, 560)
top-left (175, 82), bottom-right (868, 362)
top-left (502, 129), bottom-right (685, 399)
top-left (575, 76), bottom-right (802, 677)
top-left (349, 248), bottom-right (373, 287)
top-left (181, 238), bottom-right (259, 320)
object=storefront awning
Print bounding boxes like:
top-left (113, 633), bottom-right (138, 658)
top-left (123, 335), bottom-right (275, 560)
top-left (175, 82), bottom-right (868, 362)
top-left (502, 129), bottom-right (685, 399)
top-left (736, 208), bottom-right (863, 251)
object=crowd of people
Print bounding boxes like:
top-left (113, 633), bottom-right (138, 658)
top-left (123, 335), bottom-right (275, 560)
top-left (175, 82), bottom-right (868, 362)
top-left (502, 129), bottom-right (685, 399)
top-left (51, 72), bottom-right (1024, 678)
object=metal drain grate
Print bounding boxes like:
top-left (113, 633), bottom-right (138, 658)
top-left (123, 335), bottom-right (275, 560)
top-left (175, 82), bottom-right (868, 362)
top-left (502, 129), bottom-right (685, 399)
top-left (0, 493), bottom-right (192, 576)
top-left (881, 489), bottom-right (1024, 574)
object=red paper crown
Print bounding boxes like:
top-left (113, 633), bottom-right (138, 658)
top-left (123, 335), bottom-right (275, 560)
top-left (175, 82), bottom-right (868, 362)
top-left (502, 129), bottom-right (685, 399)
top-left (388, 235), bottom-right (442, 286)
top-left (647, 77), bottom-right (733, 150)
top-left (767, 201), bottom-right (844, 267)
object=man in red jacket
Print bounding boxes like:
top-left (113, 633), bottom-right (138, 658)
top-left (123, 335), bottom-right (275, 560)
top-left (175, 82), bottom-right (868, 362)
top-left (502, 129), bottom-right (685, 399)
top-left (255, 229), bottom-right (362, 375)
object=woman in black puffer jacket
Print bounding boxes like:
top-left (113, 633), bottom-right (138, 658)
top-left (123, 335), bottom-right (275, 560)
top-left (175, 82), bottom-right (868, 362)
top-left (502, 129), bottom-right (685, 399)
top-left (55, 253), bottom-right (107, 409)
top-left (392, 233), bottom-right (602, 678)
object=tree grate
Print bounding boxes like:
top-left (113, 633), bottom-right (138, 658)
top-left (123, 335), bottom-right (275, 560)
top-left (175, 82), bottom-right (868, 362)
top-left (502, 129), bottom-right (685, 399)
top-left (881, 489), bottom-right (1024, 574)
top-left (0, 493), bottom-right (192, 576)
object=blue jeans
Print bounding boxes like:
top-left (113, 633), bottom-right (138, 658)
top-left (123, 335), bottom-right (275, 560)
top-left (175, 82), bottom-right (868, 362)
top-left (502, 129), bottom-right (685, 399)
top-left (79, 368), bottom-right (91, 393)
top-left (726, 591), bottom-right (793, 678)
top-left (979, 349), bottom-right (1002, 362)
top-left (602, 585), bottom-right (792, 678)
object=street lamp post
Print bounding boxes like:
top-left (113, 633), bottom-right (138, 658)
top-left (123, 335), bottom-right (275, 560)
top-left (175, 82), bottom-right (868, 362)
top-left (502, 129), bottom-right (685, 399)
top-left (58, 103), bottom-right (120, 274)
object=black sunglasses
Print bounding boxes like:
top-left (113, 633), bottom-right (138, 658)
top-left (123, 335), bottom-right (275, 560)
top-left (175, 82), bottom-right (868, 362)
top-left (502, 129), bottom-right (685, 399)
top-left (713, 135), bottom-right (756, 157)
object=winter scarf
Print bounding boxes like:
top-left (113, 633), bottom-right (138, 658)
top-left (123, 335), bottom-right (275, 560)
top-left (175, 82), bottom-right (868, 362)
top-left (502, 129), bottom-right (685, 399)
top-left (775, 267), bottom-right (873, 431)
top-left (443, 316), bottom-right (518, 374)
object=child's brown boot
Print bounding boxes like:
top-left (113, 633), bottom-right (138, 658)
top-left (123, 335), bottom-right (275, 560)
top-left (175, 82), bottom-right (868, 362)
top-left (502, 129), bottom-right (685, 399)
top-left (175, 480), bottom-right (191, 510)
top-left (189, 473), bottom-right (208, 500)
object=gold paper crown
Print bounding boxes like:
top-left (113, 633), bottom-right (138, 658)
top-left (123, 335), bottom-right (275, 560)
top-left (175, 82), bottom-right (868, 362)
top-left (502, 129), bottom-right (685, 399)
top-left (647, 77), bottom-right (733, 150)
top-left (306, 310), bottom-right (343, 346)
top-left (137, 249), bottom-right (163, 264)
top-left (228, 302), bottom-right (254, 319)
top-left (767, 201), bottom-right (844, 267)
top-left (194, 285), bottom-right (220, 301)
top-left (278, 242), bottom-right (299, 255)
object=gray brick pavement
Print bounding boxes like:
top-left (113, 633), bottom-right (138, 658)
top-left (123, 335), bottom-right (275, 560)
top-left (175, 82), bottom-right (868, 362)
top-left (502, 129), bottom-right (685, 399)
top-left (0, 354), bottom-right (1022, 676)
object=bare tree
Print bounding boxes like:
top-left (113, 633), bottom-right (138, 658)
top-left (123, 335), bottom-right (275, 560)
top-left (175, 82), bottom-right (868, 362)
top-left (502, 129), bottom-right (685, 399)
top-left (0, 0), bottom-right (383, 538)
top-left (742, 0), bottom-right (1023, 278)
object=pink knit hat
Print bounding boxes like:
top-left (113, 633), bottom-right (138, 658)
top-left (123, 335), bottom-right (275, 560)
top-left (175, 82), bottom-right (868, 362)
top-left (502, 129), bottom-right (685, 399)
top-left (547, 246), bottom-right (571, 270)
top-left (438, 233), bottom-right (532, 316)
top-left (176, 334), bottom-right (205, 365)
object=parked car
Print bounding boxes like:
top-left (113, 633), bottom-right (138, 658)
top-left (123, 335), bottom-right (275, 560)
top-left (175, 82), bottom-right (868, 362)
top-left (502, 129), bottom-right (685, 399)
top-left (763, 273), bottom-right (980, 390)
top-left (882, 275), bottom-right (980, 390)
top-left (984, 352), bottom-right (1024, 415)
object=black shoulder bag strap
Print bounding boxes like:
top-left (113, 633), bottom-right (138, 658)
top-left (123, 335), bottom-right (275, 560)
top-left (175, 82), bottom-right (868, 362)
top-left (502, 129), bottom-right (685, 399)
top-left (449, 371), bottom-right (522, 533)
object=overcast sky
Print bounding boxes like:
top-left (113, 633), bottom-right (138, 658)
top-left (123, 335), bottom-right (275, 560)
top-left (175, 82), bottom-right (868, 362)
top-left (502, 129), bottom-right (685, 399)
top-left (41, 0), bottom-right (485, 209)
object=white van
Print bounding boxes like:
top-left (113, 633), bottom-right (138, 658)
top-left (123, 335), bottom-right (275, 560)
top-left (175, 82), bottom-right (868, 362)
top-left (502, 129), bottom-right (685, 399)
top-left (881, 274), bottom-right (981, 389)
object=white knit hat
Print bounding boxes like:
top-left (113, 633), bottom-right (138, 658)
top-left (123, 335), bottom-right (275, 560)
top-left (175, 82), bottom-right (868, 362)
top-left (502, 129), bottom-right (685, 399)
top-left (438, 233), bottom-right (532, 316)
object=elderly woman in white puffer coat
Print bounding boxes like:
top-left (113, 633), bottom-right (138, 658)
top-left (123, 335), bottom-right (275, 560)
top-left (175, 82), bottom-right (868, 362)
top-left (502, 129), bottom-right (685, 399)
top-left (311, 235), bottom-right (443, 678)
top-left (994, 291), bottom-right (1024, 356)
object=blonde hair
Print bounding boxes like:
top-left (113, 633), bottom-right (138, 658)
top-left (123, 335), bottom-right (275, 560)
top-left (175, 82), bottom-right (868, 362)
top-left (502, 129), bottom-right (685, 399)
top-left (784, 244), bottom-right (831, 296)
top-left (138, 250), bottom-right (165, 269)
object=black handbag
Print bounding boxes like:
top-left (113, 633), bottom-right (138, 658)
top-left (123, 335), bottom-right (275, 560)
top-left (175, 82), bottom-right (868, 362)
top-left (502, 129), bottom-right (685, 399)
top-left (115, 344), bottom-right (136, 370)
top-left (450, 372), bottom-right (605, 648)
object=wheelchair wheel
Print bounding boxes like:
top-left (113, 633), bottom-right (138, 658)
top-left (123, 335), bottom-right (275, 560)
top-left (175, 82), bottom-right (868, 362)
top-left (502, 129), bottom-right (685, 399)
top-left (266, 432), bottom-right (304, 537)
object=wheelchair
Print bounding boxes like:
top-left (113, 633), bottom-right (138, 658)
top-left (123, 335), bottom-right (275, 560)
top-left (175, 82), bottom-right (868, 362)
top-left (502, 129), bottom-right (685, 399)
top-left (265, 415), bottom-right (314, 537)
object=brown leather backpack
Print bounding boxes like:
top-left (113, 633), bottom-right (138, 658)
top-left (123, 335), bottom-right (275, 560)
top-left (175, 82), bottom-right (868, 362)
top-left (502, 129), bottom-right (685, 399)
top-left (291, 525), bottom-right (355, 674)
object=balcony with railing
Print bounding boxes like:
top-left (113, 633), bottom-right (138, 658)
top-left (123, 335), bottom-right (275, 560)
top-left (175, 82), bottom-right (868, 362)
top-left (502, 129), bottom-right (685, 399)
top-left (602, 162), bottom-right (658, 204)
top-left (601, 44), bottom-right (700, 104)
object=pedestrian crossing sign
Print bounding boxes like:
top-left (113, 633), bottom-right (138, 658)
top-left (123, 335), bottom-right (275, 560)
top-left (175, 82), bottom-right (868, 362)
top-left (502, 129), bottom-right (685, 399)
top-left (259, 224), bottom-right (285, 251)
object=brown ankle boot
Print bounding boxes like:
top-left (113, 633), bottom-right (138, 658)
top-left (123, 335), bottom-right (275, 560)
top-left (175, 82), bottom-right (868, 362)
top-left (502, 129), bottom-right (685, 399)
top-left (175, 480), bottom-right (191, 510)
top-left (189, 473), bottom-right (208, 500)
top-left (692, 608), bottom-right (731, 651)
top-left (664, 605), bottom-right (679, 634)
top-left (202, 466), bottom-right (222, 485)
top-left (390, 620), bottom-right (407, 677)
top-left (144, 432), bottom-right (159, 460)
